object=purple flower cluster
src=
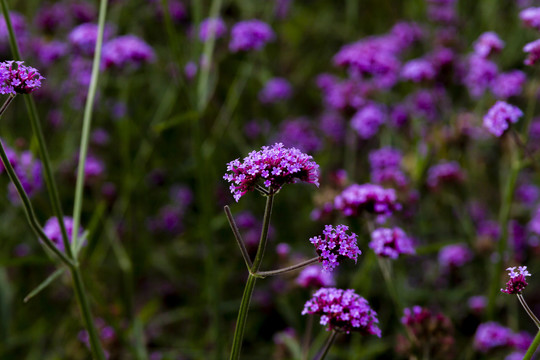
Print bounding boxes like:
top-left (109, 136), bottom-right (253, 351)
top-left (426, 161), bottom-right (464, 189)
top-left (351, 103), bottom-right (386, 139)
top-left (473, 32), bottom-right (504, 58)
top-left (464, 55), bottom-right (498, 98)
top-left (334, 183), bottom-right (401, 218)
top-left (474, 322), bottom-right (513, 353)
top-left (7, 150), bottom-right (43, 204)
top-left (102, 35), bottom-right (155, 70)
top-left (438, 243), bottom-right (473, 270)
top-left (524, 39), bottom-right (540, 66)
top-left (529, 206), bottom-right (540, 234)
top-left (258, 77), bottom-right (293, 104)
top-left (483, 101), bottom-right (523, 137)
top-left (520, 7), bottom-right (540, 30)
top-left (199, 17), bottom-right (227, 42)
top-left (492, 71), bottom-right (526, 99)
top-left (274, 118), bottom-right (321, 154)
top-left (229, 20), bottom-right (275, 52)
top-left (301, 287), bottom-right (381, 336)
top-left (68, 23), bottom-right (112, 56)
top-left (43, 216), bottom-right (84, 252)
top-left (0, 61), bottom-right (44, 95)
top-left (401, 58), bottom-right (436, 82)
top-left (501, 266), bottom-right (531, 295)
top-left (309, 224), bottom-right (361, 272)
top-left (79, 318), bottom-right (115, 359)
top-left (369, 147), bottom-right (408, 188)
top-left (296, 265), bottom-right (335, 288)
top-left (369, 227), bottom-right (415, 259)
top-left (224, 143), bottom-right (320, 201)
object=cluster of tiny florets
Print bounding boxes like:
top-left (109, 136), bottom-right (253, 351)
top-left (43, 216), bottom-right (84, 252)
top-left (309, 225), bottom-right (361, 272)
top-left (102, 35), bottom-right (156, 69)
top-left (334, 183), bottom-right (401, 218)
top-left (501, 266), bottom-right (531, 295)
top-left (301, 287), bottom-right (381, 336)
top-left (483, 101), bottom-right (523, 137)
top-left (223, 143), bottom-right (319, 201)
top-left (229, 19), bottom-right (275, 52)
top-left (369, 227), bottom-right (415, 259)
top-left (0, 61), bottom-right (44, 94)
top-left (474, 322), bottom-right (513, 353)
top-left (426, 161), bottom-right (465, 189)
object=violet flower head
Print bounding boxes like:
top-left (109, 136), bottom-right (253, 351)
top-left (274, 118), bottom-right (321, 154)
top-left (401, 58), bottom-right (436, 82)
top-left (102, 35), bottom-right (155, 70)
top-left (468, 295), bottom-right (487, 313)
top-left (334, 183), bottom-right (401, 218)
top-left (529, 206), bottom-right (540, 234)
top-left (199, 17), bottom-right (227, 42)
top-left (33, 40), bottom-right (68, 67)
top-left (309, 224), bottom-right (361, 272)
top-left (438, 243), bottom-right (473, 270)
top-left (69, 23), bottom-right (112, 56)
top-left (474, 322), bottom-right (512, 353)
top-left (501, 266), bottom-right (531, 294)
top-left (229, 20), bottom-right (275, 52)
top-left (8, 151), bottom-right (43, 204)
top-left (301, 287), bottom-right (381, 336)
top-left (351, 103), bottom-right (386, 139)
top-left (258, 77), bottom-right (293, 104)
top-left (0, 61), bottom-right (44, 95)
top-left (473, 32), bottom-right (504, 58)
top-left (0, 12), bottom-right (26, 51)
top-left (43, 216), bottom-right (84, 252)
top-left (369, 227), bottom-right (415, 259)
top-left (491, 70), bottom-right (526, 99)
top-left (483, 101), bottom-right (523, 137)
top-left (520, 7), bottom-right (540, 30)
top-left (0, 140), bottom-right (17, 173)
top-left (369, 147), bottom-right (402, 169)
top-left (83, 155), bottom-right (105, 180)
top-left (184, 61), bottom-right (197, 80)
top-left (427, 161), bottom-right (465, 189)
top-left (524, 39), bottom-right (540, 66)
top-left (223, 143), bottom-right (319, 202)
top-left (464, 55), bottom-right (498, 98)
top-left (296, 265), bottom-right (336, 288)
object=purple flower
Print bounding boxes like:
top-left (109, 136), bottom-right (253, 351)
top-left (520, 7), bottom-right (540, 30)
top-left (223, 143), bottom-right (319, 202)
top-left (483, 101), bottom-right (523, 137)
top-left (33, 40), bottom-right (67, 67)
top-left (390, 22), bottom-right (424, 49)
top-left (474, 322), bottom-right (512, 353)
top-left (390, 105), bottom-right (410, 127)
top-left (473, 32), bottom-right (504, 58)
top-left (102, 35), bottom-right (156, 69)
top-left (464, 55), bottom-right (498, 98)
top-left (369, 227), bottom-right (415, 259)
top-left (0, 140), bottom-right (17, 173)
top-left (258, 77), bottom-right (293, 104)
top-left (83, 155), bottom-right (105, 180)
top-left (529, 206), bottom-right (540, 234)
top-left (334, 183), bottom-right (401, 218)
top-left (501, 266), bottom-right (531, 294)
top-left (319, 112), bottom-right (345, 142)
top-left (510, 331), bottom-right (533, 351)
top-left (8, 151), bottom-right (43, 203)
top-left (296, 265), bottom-right (335, 288)
top-left (274, 118), bottom-right (321, 154)
top-left (184, 61), bottom-right (197, 80)
top-left (276, 243), bottom-right (290, 257)
top-left (427, 161), bottom-right (465, 189)
top-left (301, 287), bottom-right (381, 336)
top-left (69, 23), bottom-right (112, 56)
top-left (516, 183), bottom-right (539, 206)
top-left (0, 12), bottom-right (27, 52)
top-left (351, 103), bottom-right (386, 139)
top-left (199, 17), bottom-right (227, 42)
top-left (229, 20), bottom-right (275, 52)
top-left (0, 61), bottom-right (44, 95)
top-left (401, 59), bottom-right (436, 82)
top-left (468, 295), bottom-right (487, 313)
top-left (524, 39), bottom-right (540, 66)
top-left (438, 243), bottom-right (473, 269)
top-left (79, 318), bottom-right (115, 359)
top-left (369, 147), bottom-right (402, 169)
top-left (309, 224), bottom-right (361, 272)
top-left (491, 71), bottom-right (526, 99)
top-left (43, 216), bottom-right (84, 252)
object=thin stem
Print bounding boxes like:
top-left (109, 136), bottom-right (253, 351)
top-left (71, 0), bottom-right (108, 254)
top-left (229, 274), bottom-right (257, 360)
top-left (251, 193), bottom-right (275, 272)
top-left (377, 257), bottom-right (403, 315)
top-left (224, 205), bottom-right (253, 270)
top-left (301, 314), bottom-right (313, 360)
top-left (523, 329), bottom-right (540, 360)
top-left (315, 330), bottom-right (338, 360)
top-left (517, 294), bottom-right (540, 329)
top-left (511, 129), bottom-right (540, 172)
top-left (0, 0), bottom-right (73, 260)
top-left (255, 257), bottom-right (319, 277)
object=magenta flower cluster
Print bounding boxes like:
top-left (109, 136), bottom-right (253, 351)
top-left (438, 243), bottom-right (473, 270)
top-left (43, 216), bottom-right (84, 252)
top-left (296, 265), bottom-right (335, 288)
top-left (351, 103), bottom-right (386, 139)
top-left (473, 322), bottom-right (513, 353)
top-left (301, 287), bottom-right (381, 336)
top-left (334, 183), bottom-right (401, 218)
top-left (426, 161), bottom-right (464, 189)
top-left (501, 266), bottom-right (531, 295)
top-left (229, 20), bottom-right (275, 52)
top-left (0, 61), bottom-right (44, 94)
top-left (199, 17), bottom-right (227, 42)
top-left (258, 77), bottom-right (293, 104)
top-left (223, 143), bottom-right (319, 202)
top-left (483, 101), bottom-right (523, 137)
top-left (369, 147), bottom-right (408, 188)
top-left (309, 224), bottom-right (361, 272)
top-left (102, 35), bottom-right (156, 70)
top-left (473, 32), bottom-right (504, 58)
top-left (369, 227), bottom-right (415, 259)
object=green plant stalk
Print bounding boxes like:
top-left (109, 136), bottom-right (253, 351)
top-left (71, 0), bottom-right (109, 254)
top-left (229, 193), bottom-right (274, 359)
top-left (316, 330), bottom-right (338, 360)
top-left (377, 257), bottom-right (403, 316)
top-left (523, 329), bottom-right (540, 360)
top-left (0, 0), bottom-right (72, 259)
top-left (517, 294), bottom-right (540, 329)
top-left (224, 205), bottom-right (253, 270)
top-left (255, 257), bottom-right (319, 277)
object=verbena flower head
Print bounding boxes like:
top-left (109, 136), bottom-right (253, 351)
top-left (491, 70), bottom-right (526, 99)
top-left (438, 243), bottom-right (473, 270)
top-left (8, 151), bottom-right (43, 204)
top-left (401, 58), bottom-right (436, 82)
top-left (309, 224), bottom-right (361, 272)
top-left (464, 55), bottom-right (498, 98)
top-left (223, 143), bottom-right (319, 201)
top-left (501, 266), bottom-right (531, 294)
top-left (369, 147), bottom-right (402, 169)
top-left (199, 17), bottom-right (227, 42)
top-left (473, 32), bottom-right (504, 58)
top-left (474, 322), bottom-right (512, 353)
top-left (229, 20), bottom-right (275, 52)
top-left (275, 118), bottom-right (321, 154)
top-left (427, 161), bottom-right (465, 189)
top-left (296, 265), bottom-right (335, 288)
top-left (524, 39), bottom-right (540, 66)
top-left (258, 77), bottom-right (293, 104)
top-left (301, 287), bottom-right (381, 336)
top-left (43, 216), bottom-right (84, 252)
top-left (102, 35), bottom-right (155, 69)
top-left (369, 227), bottom-right (415, 259)
top-left (69, 23), bottom-right (112, 56)
top-left (468, 295), bottom-right (487, 313)
top-left (334, 183), bottom-right (401, 218)
top-left (520, 7), bottom-right (540, 30)
top-left (351, 103), bottom-right (386, 139)
top-left (483, 101), bottom-right (523, 137)
top-left (0, 61), bottom-right (44, 94)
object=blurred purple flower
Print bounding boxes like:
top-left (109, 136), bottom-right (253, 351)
top-left (229, 20), bottom-right (275, 52)
top-left (102, 35), bottom-right (155, 70)
top-left (274, 118), bottom-right (321, 153)
top-left (8, 151), bottom-right (43, 203)
top-left (468, 295), bottom-right (487, 313)
top-left (524, 38), bottom-right (540, 66)
top-left (427, 161), bottom-right (465, 189)
top-left (491, 71), bottom-right (526, 99)
top-left (483, 101), bottom-right (523, 137)
top-left (464, 55), bottom-right (498, 98)
top-left (199, 17), bottom-right (227, 42)
top-left (334, 183), bottom-right (401, 218)
top-left (369, 227), bottom-right (415, 259)
top-left (258, 77), bottom-right (293, 104)
top-left (473, 32), bottom-right (504, 58)
top-left (473, 322), bottom-right (512, 353)
top-left (296, 265), bottom-right (335, 288)
top-left (438, 243), bottom-right (473, 269)
top-left (43, 216), bottom-right (84, 252)
top-left (520, 7), bottom-right (540, 30)
top-left (69, 23), bottom-right (113, 56)
top-left (401, 58), bottom-right (436, 82)
top-left (351, 103), bottom-right (386, 139)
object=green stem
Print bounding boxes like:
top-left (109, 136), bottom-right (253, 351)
top-left (316, 330), bottom-right (338, 360)
top-left (229, 274), bottom-right (257, 360)
top-left (523, 329), bottom-right (540, 360)
top-left (517, 294), bottom-right (540, 329)
top-left (71, 0), bottom-right (108, 254)
top-left (224, 205), bottom-right (253, 270)
top-left (251, 193), bottom-right (274, 272)
top-left (0, 0), bottom-right (73, 260)
top-left (377, 257), bottom-right (403, 315)
top-left (255, 257), bottom-right (319, 278)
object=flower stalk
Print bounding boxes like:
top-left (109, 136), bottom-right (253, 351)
top-left (524, 329), bottom-right (540, 360)
top-left (315, 330), bottom-right (338, 360)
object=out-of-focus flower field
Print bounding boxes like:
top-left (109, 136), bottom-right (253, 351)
top-left (1, 0), bottom-right (540, 359)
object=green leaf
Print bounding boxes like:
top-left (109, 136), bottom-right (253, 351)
top-left (23, 268), bottom-right (65, 303)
